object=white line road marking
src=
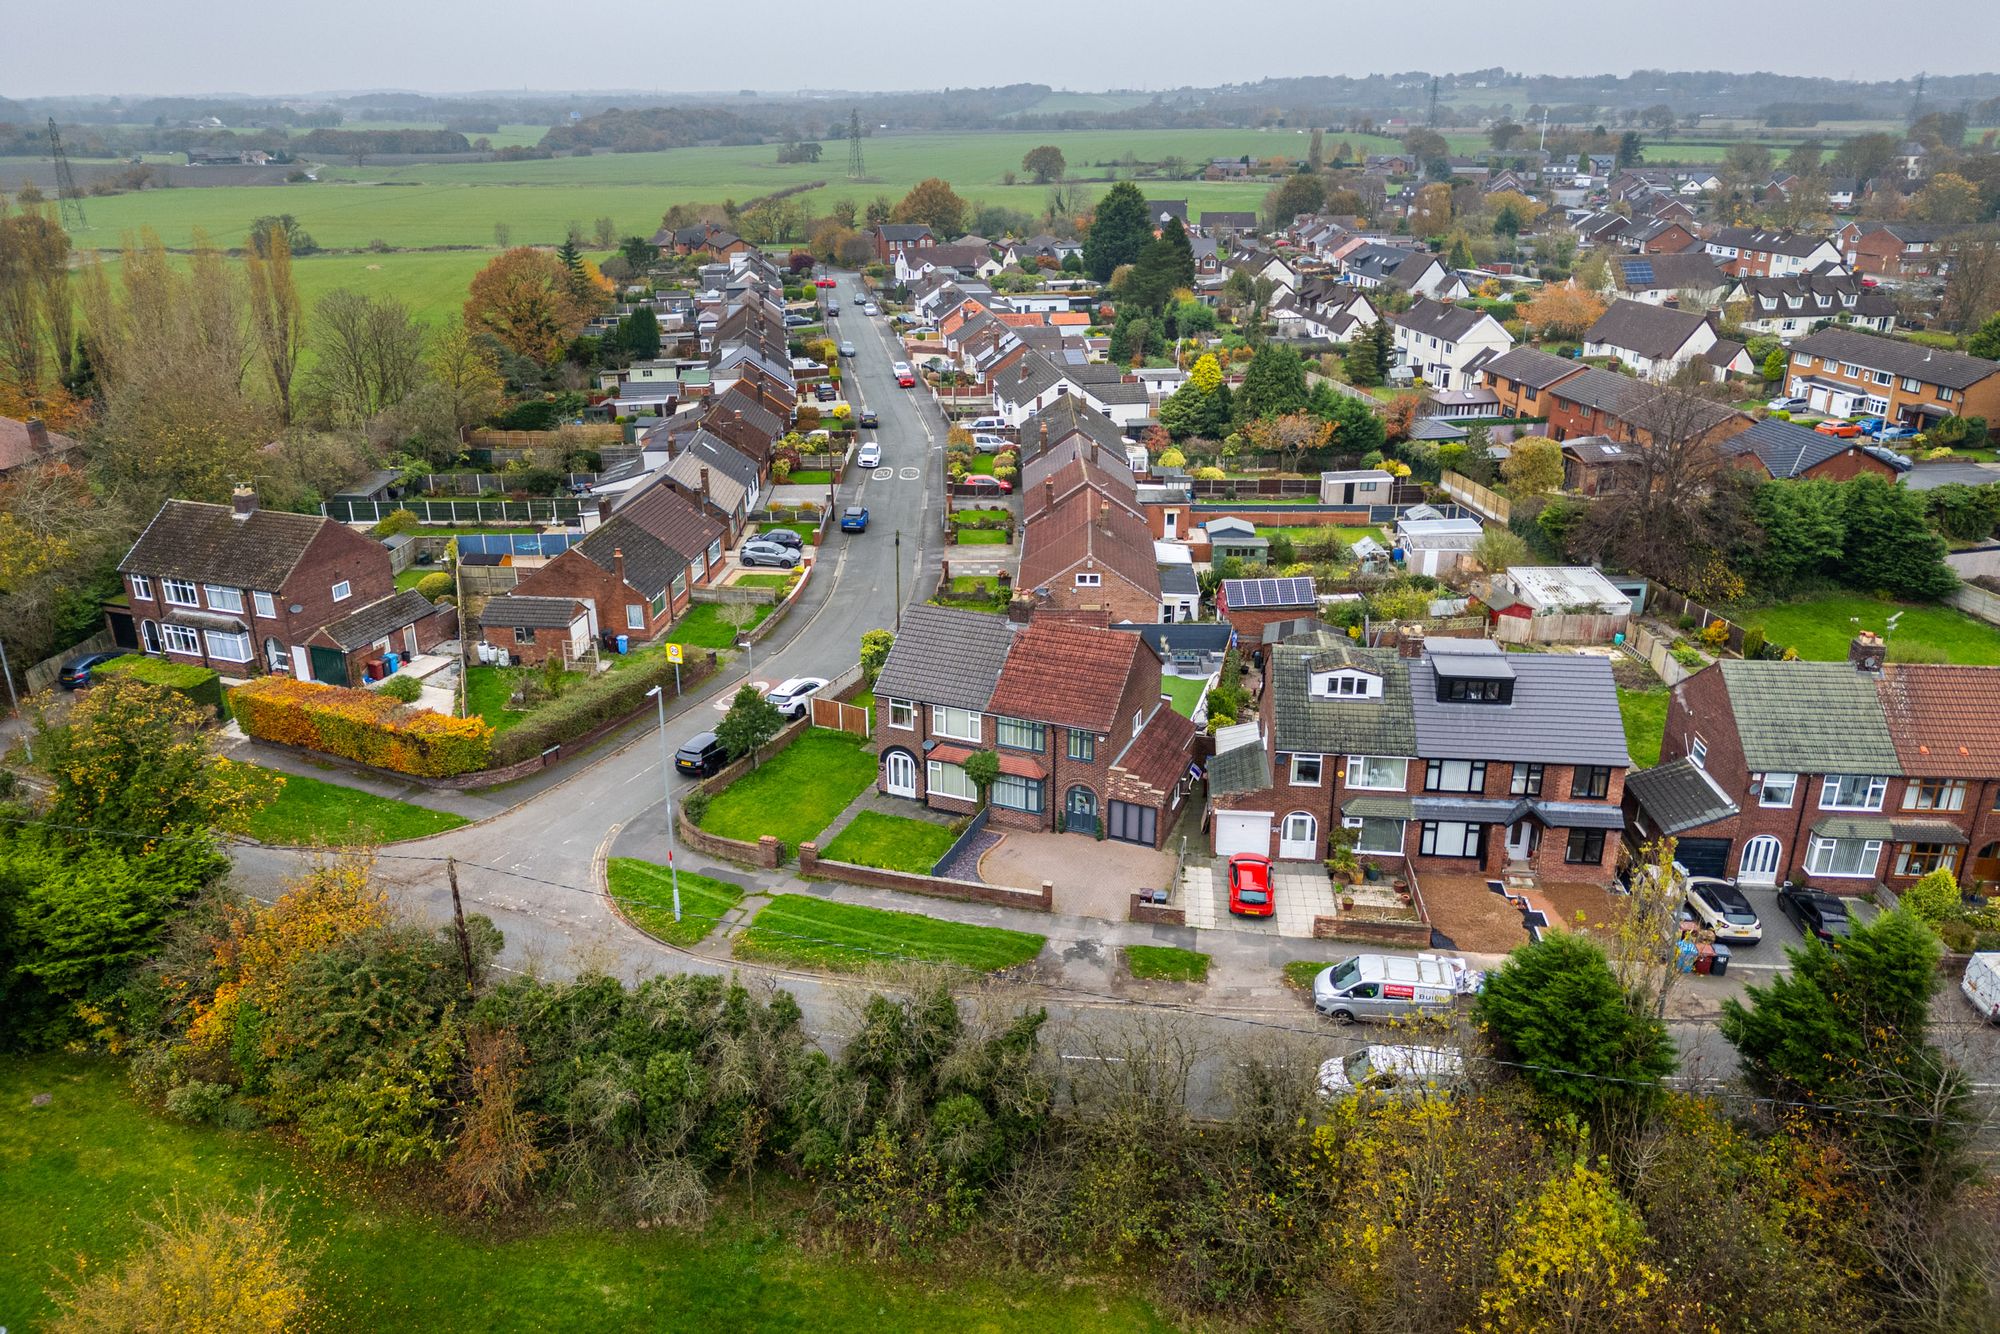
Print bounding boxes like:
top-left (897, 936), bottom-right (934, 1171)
top-left (873, 465), bottom-right (894, 479)
top-left (897, 467), bottom-right (921, 480)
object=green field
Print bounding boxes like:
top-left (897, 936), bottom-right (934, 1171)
top-left (699, 730), bottom-right (878, 850)
top-left (606, 856), bottom-right (744, 946)
top-left (735, 895), bottom-right (1047, 973)
top-left (0, 1053), bottom-right (1165, 1332)
top-left (819, 811), bottom-right (961, 874)
top-left (1618, 687), bottom-right (1669, 769)
top-left (1739, 595), bottom-right (2000, 665)
top-left (243, 771), bottom-right (469, 846)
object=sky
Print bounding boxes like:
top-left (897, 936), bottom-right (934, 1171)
top-left (2, 0), bottom-right (1989, 98)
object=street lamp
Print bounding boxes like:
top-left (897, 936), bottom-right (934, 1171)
top-left (644, 684), bottom-right (682, 924)
top-left (736, 635), bottom-right (754, 676)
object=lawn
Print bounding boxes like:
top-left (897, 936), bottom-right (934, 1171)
top-left (698, 730), bottom-right (879, 849)
top-left (1282, 959), bottom-right (1338, 990)
top-left (462, 664), bottom-right (534, 732)
top-left (394, 566), bottom-right (440, 591)
top-left (1254, 524), bottom-right (1387, 546)
top-left (0, 1053), bottom-right (1166, 1332)
top-left (819, 811), bottom-right (961, 874)
top-left (953, 507), bottom-right (1011, 524)
top-left (1125, 946), bottom-right (1211, 983)
top-left (757, 522), bottom-right (814, 543)
top-left (1618, 687), bottom-right (1669, 770)
top-left (606, 856), bottom-right (743, 946)
top-left (732, 573), bottom-right (792, 589)
top-left (734, 895), bottom-right (1047, 973)
top-left (1161, 673), bottom-right (1210, 718)
top-left (242, 771), bottom-right (468, 846)
top-left (954, 528), bottom-right (1008, 544)
top-left (1738, 594), bottom-right (2000, 665)
top-left (965, 454), bottom-right (998, 476)
top-left (670, 601), bottom-right (775, 649)
top-left (787, 470), bottom-right (833, 485)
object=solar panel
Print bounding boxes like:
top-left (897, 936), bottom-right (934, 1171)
top-left (1624, 259), bottom-right (1654, 285)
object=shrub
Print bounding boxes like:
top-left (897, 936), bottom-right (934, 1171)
top-left (96, 655), bottom-right (224, 717)
top-left (680, 787), bottom-right (712, 826)
top-left (371, 508), bottom-right (421, 537)
top-left (376, 675), bottom-right (424, 703)
top-left (415, 571), bottom-right (454, 600)
top-left (1741, 626), bottom-right (1766, 660)
top-left (1698, 620), bottom-right (1731, 652)
top-left (231, 677), bottom-right (492, 777)
top-left (1669, 643), bottom-right (1705, 669)
top-left (1900, 868), bottom-right (1962, 924)
top-left (489, 651), bottom-right (711, 767)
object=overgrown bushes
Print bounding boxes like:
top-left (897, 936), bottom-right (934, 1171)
top-left (231, 677), bottom-right (492, 777)
top-left (97, 655), bottom-right (224, 718)
top-left (488, 649), bottom-right (713, 766)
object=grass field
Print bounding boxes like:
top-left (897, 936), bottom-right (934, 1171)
top-left (735, 895), bottom-right (1047, 973)
top-left (606, 856), bottom-right (743, 946)
top-left (669, 601), bottom-right (774, 649)
top-left (243, 771), bottom-right (469, 846)
top-left (819, 811), bottom-right (961, 874)
top-left (699, 730), bottom-right (878, 849)
top-left (1162, 674), bottom-right (1210, 718)
top-left (1739, 595), bottom-right (2000, 665)
top-left (0, 1053), bottom-right (1166, 1332)
top-left (1618, 687), bottom-right (1669, 769)
top-left (1125, 946), bottom-right (1211, 983)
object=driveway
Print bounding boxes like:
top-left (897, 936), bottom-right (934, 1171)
top-left (1182, 860), bottom-right (1341, 938)
top-left (979, 831), bottom-right (1174, 920)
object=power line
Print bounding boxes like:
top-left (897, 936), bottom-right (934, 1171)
top-left (44, 118), bottom-right (87, 230)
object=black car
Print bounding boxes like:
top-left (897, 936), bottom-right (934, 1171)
top-left (674, 731), bottom-right (728, 777)
top-left (858, 409), bottom-right (878, 428)
top-left (58, 651), bottom-right (125, 690)
top-left (1776, 883), bottom-right (1852, 945)
top-left (813, 383), bottom-right (837, 402)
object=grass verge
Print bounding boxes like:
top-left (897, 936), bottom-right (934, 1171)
top-left (241, 771), bottom-right (468, 846)
top-left (1617, 687), bottom-right (1669, 770)
top-left (606, 857), bottom-right (743, 946)
top-left (698, 731), bottom-right (878, 849)
top-left (819, 812), bottom-right (961, 874)
top-left (1125, 946), bottom-right (1211, 983)
top-left (1282, 959), bottom-right (1338, 990)
top-left (735, 894), bottom-right (1046, 973)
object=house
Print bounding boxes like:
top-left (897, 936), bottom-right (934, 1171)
top-left (1702, 228), bottom-right (1844, 279)
top-left (510, 515), bottom-right (692, 645)
top-left (1394, 511), bottom-right (1483, 577)
top-left (1720, 417), bottom-right (1903, 482)
top-left (1145, 199), bottom-right (1189, 228)
top-left (871, 607), bottom-right (1196, 848)
top-left (1207, 628), bottom-right (1631, 878)
top-left (896, 244), bottom-right (993, 284)
top-left (1017, 396), bottom-right (1127, 467)
top-left (1725, 272), bottom-right (1899, 339)
top-left (1157, 563), bottom-right (1202, 623)
top-left (114, 486), bottom-right (424, 681)
top-left (477, 595), bottom-right (594, 667)
top-left (869, 223), bottom-right (936, 263)
top-left (662, 431), bottom-right (760, 536)
top-left (1480, 566), bottom-right (1632, 643)
top-left (1387, 298), bottom-right (1515, 392)
top-left (1341, 244), bottom-right (1467, 299)
top-left (1583, 300), bottom-right (1724, 380)
top-left (1202, 517), bottom-right (1268, 565)
top-left (1199, 211), bottom-right (1259, 234)
top-left (1018, 463), bottom-right (1162, 624)
top-left (1894, 141), bottom-right (1930, 180)
top-left (1783, 327), bottom-right (2000, 429)
top-left (1606, 252), bottom-right (1727, 307)
top-left (1836, 221), bottom-right (1952, 281)
top-left (1638, 634), bottom-right (2000, 892)
top-left (1320, 469), bottom-right (1394, 506)
top-left (1217, 575), bottom-right (1318, 644)
top-left (1623, 219), bottom-right (1700, 255)
top-left (0, 415), bottom-right (76, 475)
top-left (1476, 346), bottom-right (1587, 418)
top-left (1542, 369), bottom-right (1753, 449)
top-left (1559, 437), bottom-right (1644, 496)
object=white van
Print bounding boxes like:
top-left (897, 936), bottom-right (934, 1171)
top-left (1962, 952), bottom-right (2000, 1024)
top-left (1318, 1044), bottom-right (1468, 1098)
top-left (1312, 953), bottom-right (1480, 1024)
top-left (963, 415), bottom-right (1008, 433)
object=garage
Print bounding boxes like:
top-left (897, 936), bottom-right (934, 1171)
top-left (1674, 837), bottom-right (1734, 880)
top-left (1213, 811), bottom-right (1271, 858)
top-left (1106, 800), bottom-right (1158, 847)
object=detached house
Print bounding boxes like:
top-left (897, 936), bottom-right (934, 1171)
top-left (1606, 252), bottom-right (1727, 307)
top-left (1783, 327), bottom-right (2000, 428)
top-left (1582, 300), bottom-right (1745, 382)
top-left (1387, 298), bottom-right (1514, 392)
top-left (868, 223), bottom-right (936, 263)
top-left (510, 515), bottom-right (692, 645)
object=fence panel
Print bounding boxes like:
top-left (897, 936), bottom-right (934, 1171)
top-left (1439, 470), bottom-right (1511, 523)
top-left (1626, 624), bottom-right (1693, 686)
top-left (322, 498), bottom-right (587, 526)
top-left (1946, 583), bottom-right (2000, 627)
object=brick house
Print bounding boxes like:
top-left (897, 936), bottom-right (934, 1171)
top-left (1017, 457), bottom-right (1161, 623)
top-left (1719, 418), bottom-right (1901, 483)
top-left (509, 516), bottom-right (691, 645)
top-left (1216, 576), bottom-right (1318, 644)
top-left (1476, 346), bottom-right (1586, 419)
top-left (869, 223), bottom-right (936, 263)
top-left (1702, 227), bottom-right (1843, 278)
top-left (1835, 221), bottom-right (1951, 281)
top-left (871, 607), bottom-right (1196, 847)
top-left (477, 595), bottom-right (593, 667)
top-left (1206, 628), bottom-right (1630, 878)
top-left (1783, 327), bottom-right (2000, 431)
top-left (303, 589), bottom-right (458, 685)
top-left (1635, 634), bottom-right (2000, 893)
top-left (1542, 368), bottom-right (1754, 448)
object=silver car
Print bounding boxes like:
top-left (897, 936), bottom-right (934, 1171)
top-left (740, 540), bottom-right (800, 569)
top-left (765, 676), bottom-right (830, 718)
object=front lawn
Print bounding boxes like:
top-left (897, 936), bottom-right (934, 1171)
top-left (734, 895), bottom-right (1047, 973)
top-left (462, 664), bottom-right (552, 733)
top-left (670, 601), bottom-right (775, 649)
top-left (606, 856), bottom-right (743, 946)
top-left (1161, 674), bottom-right (1210, 718)
top-left (1254, 524), bottom-right (1387, 546)
top-left (787, 469), bottom-right (833, 485)
top-left (758, 522), bottom-right (815, 544)
top-left (1617, 687), bottom-right (1668, 769)
top-left (1738, 594), bottom-right (2000, 665)
top-left (241, 771), bottom-right (469, 846)
top-left (964, 454), bottom-right (998, 476)
top-left (1125, 945), bottom-right (1211, 983)
top-left (819, 811), bottom-right (961, 874)
top-left (733, 573), bottom-right (792, 589)
top-left (954, 528), bottom-right (1008, 544)
top-left (953, 507), bottom-right (1011, 524)
top-left (698, 730), bottom-right (878, 849)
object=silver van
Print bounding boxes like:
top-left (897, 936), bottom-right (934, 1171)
top-left (1318, 1043), bottom-right (1468, 1098)
top-left (1311, 952), bottom-right (1480, 1024)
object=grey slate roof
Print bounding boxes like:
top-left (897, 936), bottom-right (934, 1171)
top-left (1715, 660), bottom-right (1902, 773)
top-left (871, 604), bottom-right (1018, 714)
top-left (1408, 650), bottom-right (1631, 767)
top-left (1208, 738), bottom-right (1273, 795)
top-left (317, 590), bottom-right (442, 651)
top-left (1118, 620), bottom-right (1229, 657)
top-left (1157, 564), bottom-right (1201, 597)
top-left (1789, 327), bottom-right (2000, 392)
top-left (1625, 757), bottom-right (1739, 835)
top-left (1612, 252), bottom-right (1724, 293)
top-left (480, 595), bottom-right (586, 630)
top-left (1723, 418), bottom-right (1858, 479)
top-left (1480, 346), bottom-right (1584, 390)
top-left (573, 517), bottom-right (687, 598)
top-left (1270, 636), bottom-right (1415, 757)
top-left (1390, 298), bottom-right (1493, 343)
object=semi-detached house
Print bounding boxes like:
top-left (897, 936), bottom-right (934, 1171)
top-left (1387, 298), bottom-right (1514, 392)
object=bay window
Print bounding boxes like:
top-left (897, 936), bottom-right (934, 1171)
top-left (931, 705), bottom-right (982, 742)
top-left (1805, 836), bottom-right (1883, 878)
top-left (1346, 755), bottom-right (1408, 790)
top-left (204, 629), bottom-right (252, 662)
top-left (161, 624), bottom-right (201, 655)
top-left (1895, 843), bottom-right (1958, 877)
top-left (1820, 774), bottom-right (1888, 811)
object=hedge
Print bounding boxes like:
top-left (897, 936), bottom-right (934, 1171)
top-left (231, 677), bottom-right (492, 777)
top-left (488, 649), bottom-right (715, 767)
top-left (97, 655), bottom-right (224, 718)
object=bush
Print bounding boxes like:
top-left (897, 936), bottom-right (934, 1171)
top-left (1741, 626), bottom-right (1766, 660)
top-left (681, 787), bottom-right (711, 826)
top-left (489, 651), bottom-right (711, 767)
top-left (232, 677), bottom-right (492, 777)
top-left (376, 675), bottom-right (424, 703)
top-left (1698, 621), bottom-right (1731, 652)
top-left (415, 571), bottom-right (454, 600)
top-left (96, 655), bottom-right (224, 718)
top-left (1900, 868), bottom-right (1962, 924)
top-left (371, 508), bottom-right (421, 538)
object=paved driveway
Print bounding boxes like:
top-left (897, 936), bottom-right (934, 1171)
top-left (979, 831), bottom-right (1174, 920)
top-left (1182, 860), bottom-right (1340, 938)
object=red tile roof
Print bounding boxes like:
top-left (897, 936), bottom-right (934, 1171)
top-left (1016, 490), bottom-right (1161, 600)
top-left (1876, 664), bottom-right (2000, 777)
top-left (1109, 706), bottom-right (1198, 804)
top-left (927, 742), bottom-right (1046, 779)
top-left (989, 618), bottom-right (1146, 732)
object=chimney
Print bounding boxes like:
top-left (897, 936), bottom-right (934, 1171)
top-left (1038, 421), bottom-right (1049, 453)
top-left (1043, 476), bottom-right (1055, 509)
top-left (1849, 630), bottom-right (1884, 674)
top-left (24, 417), bottom-right (50, 457)
top-left (231, 483), bottom-right (258, 521)
top-left (699, 466), bottom-right (712, 499)
top-left (613, 546), bottom-right (627, 587)
top-left (597, 496), bottom-right (613, 523)
top-left (1098, 500), bottom-right (1110, 533)
top-left (1397, 624), bottom-right (1427, 659)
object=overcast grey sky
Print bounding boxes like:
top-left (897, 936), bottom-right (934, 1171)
top-left (4, 0), bottom-right (1986, 98)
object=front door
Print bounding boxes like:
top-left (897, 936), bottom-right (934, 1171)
top-left (1162, 509), bottom-right (1178, 539)
top-left (1064, 785), bottom-right (1098, 836)
top-left (140, 620), bottom-right (161, 655)
top-left (884, 750), bottom-right (916, 798)
top-left (1971, 841), bottom-right (2000, 892)
top-left (1505, 821), bottom-right (1537, 861)
top-left (1279, 812), bottom-right (1319, 861)
top-left (1739, 835), bottom-right (1782, 886)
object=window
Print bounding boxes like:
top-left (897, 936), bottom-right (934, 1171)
top-left (1424, 758), bottom-right (1487, 793)
top-left (1939, 387), bottom-right (1956, 403)
top-left (1871, 370), bottom-right (1892, 386)
top-left (992, 774), bottom-right (1044, 813)
top-left (1904, 778), bottom-right (1967, 812)
top-left (1442, 677), bottom-right (1505, 702)
top-left (1419, 821), bottom-right (1482, 858)
top-left (1067, 730), bottom-right (1095, 763)
top-left (997, 717), bottom-right (1045, 751)
top-left (514, 627), bottom-right (533, 645)
top-left (1344, 816), bottom-right (1405, 855)
top-left (625, 604), bottom-right (646, 630)
top-left (162, 578), bottom-right (200, 607)
top-left (203, 629), bottom-right (252, 662)
top-left (1346, 755), bottom-right (1408, 790)
top-left (1896, 843), bottom-right (1959, 877)
top-left (331, 580), bottom-right (352, 603)
top-left (1290, 754), bottom-right (1323, 786)
top-left (931, 706), bottom-right (982, 742)
top-left (1820, 774), bottom-right (1888, 811)
top-left (1074, 572), bottom-right (1101, 587)
top-left (1510, 763), bottom-right (1544, 796)
top-left (927, 760), bottom-right (978, 801)
top-left (671, 572), bottom-right (687, 599)
top-left (1689, 737), bottom-right (1708, 769)
top-left (253, 590), bottom-right (276, 619)
top-left (131, 575), bottom-right (153, 601)
top-left (885, 699), bottom-right (915, 730)
top-left (1805, 836), bottom-right (1883, 878)
top-left (1313, 670), bottom-right (1381, 699)
top-left (1901, 376), bottom-right (1920, 392)
top-left (649, 592), bottom-right (668, 616)
top-left (708, 539), bottom-right (723, 566)
top-left (204, 585), bottom-right (244, 614)
top-left (1756, 772), bottom-right (1798, 808)
top-left (1565, 828), bottom-right (1607, 864)
top-left (1572, 766), bottom-right (1612, 800)
top-left (161, 623), bottom-right (201, 655)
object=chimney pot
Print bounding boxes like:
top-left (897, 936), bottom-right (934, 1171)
top-left (24, 417), bottom-right (50, 456)
top-left (1849, 629), bottom-right (1884, 674)
top-left (699, 466), bottom-right (711, 497)
top-left (613, 546), bottom-right (627, 586)
top-left (231, 484), bottom-right (258, 520)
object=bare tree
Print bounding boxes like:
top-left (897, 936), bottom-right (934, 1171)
top-left (305, 290), bottom-right (427, 425)
top-left (244, 226), bottom-right (304, 425)
top-left (1938, 228), bottom-right (2000, 334)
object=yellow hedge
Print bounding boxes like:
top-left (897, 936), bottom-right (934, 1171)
top-left (231, 677), bottom-right (492, 777)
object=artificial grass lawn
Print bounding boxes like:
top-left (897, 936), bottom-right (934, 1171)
top-left (1161, 674), bottom-right (1210, 718)
top-left (819, 811), bottom-right (961, 874)
top-left (1125, 946), bottom-right (1211, 983)
top-left (698, 731), bottom-right (879, 849)
top-left (0, 1053), bottom-right (1167, 1332)
top-left (733, 573), bottom-right (793, 589)
top-left (242, 771), bottom-right (468, 846)
top-left (954, 528), bottom-right (1008, 544)
top-left (787, 470), bottom-right (833, 485)
top-left (1283, 959), bottom-right (1339, 990)
top-left (607, 856), bottom-right (743, 946)
top-left (1253, 525), bottom-right (1388, 546)
top-left (669, 601), bottom-right (775, 649)
top-left (735, 895), bottom-right (1047, 973)
top-left (1618, 687), bottom-right (1669, 770)
top-left (1739, 594), bottom-right (2000, 665)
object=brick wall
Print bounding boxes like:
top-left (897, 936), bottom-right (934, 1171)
top-left (483, 622), bottom-right (574, 667)
top-left (797, 842), bottom-right (1053, 910)
top-left (513, 547), bottom-right (682, 641)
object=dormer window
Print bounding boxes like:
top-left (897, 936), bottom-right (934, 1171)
top-left (1310, 668), bottom-right (1381, 700)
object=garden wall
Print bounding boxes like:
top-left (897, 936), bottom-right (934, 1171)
top-left (796, 842), bottom-right (1054, 912)
top-left (1129, 895), bottom-right (1186, 926)
top-left (676, 717), bottom-right (810, 867)
top-left (1310, 915), bottom-right (1434, 947)
top-left (21, 629), bottom-right (118, 693)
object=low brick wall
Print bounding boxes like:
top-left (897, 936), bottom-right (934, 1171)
top-left (1129, 895), bottom-right (1186, 926)
top-left (798, 842), bottom-right (1053, 912)
top-left (678, 807), bottom-right (782, 868)
top-left (1311, 915), bottom-right (1434, 947)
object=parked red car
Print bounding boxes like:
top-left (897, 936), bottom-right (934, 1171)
top-left (814, 277), bottom-right (836, 288)
top-left (958, 475), bottom-right (1013, 495)
top-left (1815, 419), bottom-right (1863, 437)
top-left (1228, 853), bottom-right (1275, 917)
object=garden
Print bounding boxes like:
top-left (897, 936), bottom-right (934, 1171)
top-left (606, 856), bottom-right (743, 946)
top-left (951, 508), bottom-right (1014, 545)
top-left (693, 729), bottom-right (879, 853)
top-left (819, 811), bottom-right (962, 874)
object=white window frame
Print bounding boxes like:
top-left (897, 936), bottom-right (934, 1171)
top-left (1804, 836), bottom-right (1883, 878)
top-left (1074, 571), bottom-right (1102, 587)
top-left (131, 575), bottom-right (154, 601)
top-left (926, 759), bottom-right (978, 801)
top-left (1344, 815), bottom-right (1405, 855)
top-left (931, 705), bottom-right (982, 742)
top-left (1756, 772), bottom-right (1798, 808)
top-left (161, 623), bottom-right (201, 655)
top-left (162, 578), bottom-right (200, 607)
top-left (331, 580), bottom-right (352, 603)
top-left (1346, 755), bottom-right (1408, 791)
top-left (253, 590), bottom-right (276, 619)
top-left (204, 629), bottom-right (253, 663)
top-left (203, 584), bottom-right (244, 614)
top-left (1689, 736), bottom-right (1708, 769)
top-left (625, 604), bottom-right (646, 630)
top-left (1290, 754), bottom-right (1323, 786)
top-left (1820, 774), bottom-right (1888, 811)
top-left (885, 698), bottom-right (915, 730)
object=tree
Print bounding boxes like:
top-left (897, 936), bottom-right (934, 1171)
top-left (247, 214), bottom-right (318, 257)
top-left (1473, 526), bottom-right (1531, 571)
top-left (1234, 343), bottom-right (1308, 424)
top-left (1615, 131), bottom-right (1644, 168)
top-left (307, 290), bottom-right (428, 424)
top-left (1083, 182), bottom-right (1151, 283)
top-left (1914, 172), bottom-right (1980, 225)
top-left (1310, 384), bottom-right (1386, 456)
top-left (1968, 312), bottom-right (2000, 360)
top-left (1842, 472), bottom-right (1956, 600)
top-left (1408, 183), bottom-right (1453, 236)
top-left (859, 628), bottom-right (894, 683)
top-left (1500, 437), bottom-right (1564, 494)
top-left (464, 248), bottom-right (593, 366)
top-left (1263, 173), bottom-right (1325, 229)
top-left (963, 750), bottom-right (1000, 810)
top-left (1749, 477), bottom-right (1848, 591)
top-left (716, 684), bottom-right (785, 770)
top-left (1157, 353), bottom-right (1231, 440)
top-left (1760, 344), bottom-right (1790, 383)
top-left (243, 225), bottom-right (304, 426)
top-left (427, 320), bottom-right (504, 444)
top-left (1488, 119), bottom-right (1524, 150)
top-left (1521, 282), bottom-right (1607, 339)
top-left (892, 178), bottom-right (967, 235)
top-left (1478, 1155), bottom-right (1665, 1333)
top-left (1021, 145), bottom-right (1066, 184)
top-left (1122, 216), bottom-right (1197, 314)
top-left (1244, 411), bottom-right (1333, 473)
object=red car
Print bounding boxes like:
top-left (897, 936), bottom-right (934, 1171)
top-left (958, 475), bottom-right (1013, 495)
top-left (1228, 853), bottom-right (1274, 917)
top-left (1815, 420), bottom-right (1862, 437)
top-left (814, 277), bottom-right (836, 288)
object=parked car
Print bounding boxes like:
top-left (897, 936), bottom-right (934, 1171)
top-left (813, 383), bottom-right (838, 402)
top-left (853, 294), bottom-right (870, 307)
top-left (1853, 416), bottom-right (1886, 436)
top-left (1682, 876), bottom-right (1763, 944)
top-left (1815, 419), bottom-right (1863, 437)
top-left (958, 475), bottom-right (1014, 495)
top-left (673, 731), bottom-right (729, 777)
top-left (963, 415), bottom-right (1008, 432)
top-left (1961, 952), bottom-right (2000, 1023)
top-left (1227, 853), bottom-right (1273, 917)
top-left (765, 676), bottom-right (830, 718)
top-left (1876, 423), bottom-right (1918, 441)
top-left (855, 441), bottom-right (881, 468)
top-left (57, 651), bottom-right (125, 690)
top-left (840, 506), bottom-right (870, 532)
top-left (758, 527), bottom-right (804, 549)
top-left (858, 409), bottom-right (878, 428)
top-left (971, 433), bottom-right (1009, 452)
top-left (1317, 1044), bottom-right (1468, 1099)
top-left (1767, 396), bottom-right (1809, 412)
top-left (783, 313), bottom-right (813, 328)
top-left (1312, 953), bottom-right (1480, 1024)
top-left (740, 540), bottom-right (801, 569)
top-left (892, 361), bottom-right (914, 386)
top-left (814, 277), bottom-right (836, 289)
top-left (1776, 883), bottom-right (1852, 946)
top-left (824, 304), bottom-right (839, 319)
top-left (838, 341), bottom-right (857, 357)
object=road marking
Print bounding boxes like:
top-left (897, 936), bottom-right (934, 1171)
top-left (897, 466), bottom-right (921, 480)
top-left (873, 465), bottom-right (894, 479)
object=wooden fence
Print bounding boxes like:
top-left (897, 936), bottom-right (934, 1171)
top-left (411, 472), bottom-right (599, 496)
top-left (1439, 470), bottom-right (1511, 523)
top-left (1946, 583), bottom-right (2000, 628)
top-left (469, 425), bottom-right (622, 451)
top-left (809, 664), bottom-right (871, 736)
top-left (1491, 611), bottom-right (1630, 645)
top-left (1626, 623), bottom-right (1696, 686)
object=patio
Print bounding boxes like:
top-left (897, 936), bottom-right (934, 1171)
top-left (1419, 873), bottom-right (1625, 953)
top-left (978, 831), bottom-right (1175, 920)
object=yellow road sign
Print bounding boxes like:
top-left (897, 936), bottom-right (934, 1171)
top-left (664, 642), bottom-right (683, 664)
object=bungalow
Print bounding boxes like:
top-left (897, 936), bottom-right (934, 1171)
top-left (510, 516), bottom-right (692, 645)
top-left (1606, 252), bottom-right (1727, 307)
top-left (1542, 368), bottom-right (1753, 449)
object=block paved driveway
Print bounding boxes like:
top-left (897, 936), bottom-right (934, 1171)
top-left (978, 831), bottom-right (1175, 920)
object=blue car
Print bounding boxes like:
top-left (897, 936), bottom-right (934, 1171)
top-left (58, 651), bottom-right (125, 690)
top-left (840, 506), bottom-right (870, 533)
top-left (1875, 423), bottom-right (1917, 442)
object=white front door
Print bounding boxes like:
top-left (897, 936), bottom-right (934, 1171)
top-left (1740, 836), bottom-right (1782, 886)
top-left (884, 751), bottom-right (917, 798)
top-left (1505, 821), bottom-right (1534, 860)
top-left (1279, 812), bottom-right (1319, 861)
top-left (290, 646), bottom-right (312, 681)
top-left (1214, 811), bottom-right (1271, 858)
top-left (1163, 509), bottom-right (1179, 538)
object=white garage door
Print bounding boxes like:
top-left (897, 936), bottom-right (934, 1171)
top-left (1214, 812), bottom-right (1271, 858)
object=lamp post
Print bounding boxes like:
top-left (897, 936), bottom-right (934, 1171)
top-left (0, 635), bottom-right (26, 762)
top-left (644, 684), bottom-right (682, 924)
top-left (894, 529), bottom-right (903, 630)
